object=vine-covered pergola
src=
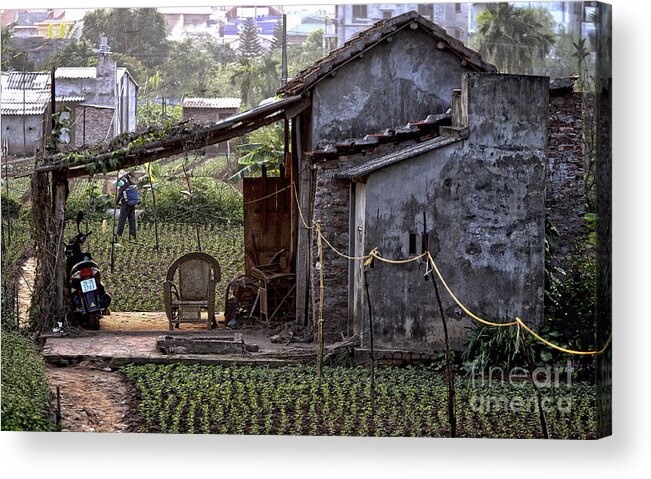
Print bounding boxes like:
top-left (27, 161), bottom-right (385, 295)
top-left (30, 94), bottom-right (310, 336)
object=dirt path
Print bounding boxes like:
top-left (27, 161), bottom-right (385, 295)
top-left (46, 364), bottom-right (134, 433)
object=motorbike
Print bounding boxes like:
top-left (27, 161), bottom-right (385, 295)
top-left (65, 211), bottom-right (111, 330)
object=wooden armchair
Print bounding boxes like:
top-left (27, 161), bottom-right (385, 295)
top-left (163, 252), bottom-right (221, 330)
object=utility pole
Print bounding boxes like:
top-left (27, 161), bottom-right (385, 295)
top-left (281, 13), bottom-right (288, 85)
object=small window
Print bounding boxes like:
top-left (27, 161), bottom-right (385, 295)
top-left (455, 3), bottom-right (462, 13)
top-left (352, 5), bottom-right (368, 20)
top-left (409, 232), bottom-right (417, 255)
top-left (382, 10), bottom-right (392, 19)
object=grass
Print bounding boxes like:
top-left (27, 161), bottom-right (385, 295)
top-left (1, 331), bottom-right (57, 431)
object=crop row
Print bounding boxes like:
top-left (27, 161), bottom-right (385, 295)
top-left (123, 364), bottom-right (597, 439)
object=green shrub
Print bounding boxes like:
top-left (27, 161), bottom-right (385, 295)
top-left (1, 331), bottom-right (57, 431)
top-left (138, 177), bottom-right (243, 226)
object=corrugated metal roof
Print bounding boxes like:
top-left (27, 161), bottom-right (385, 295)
top-left (5, 71), bottom-right (51, 90)
top-left (56, 96), bottom-right (85, 103)
top-left (1, 89), bottom-right (49, 115)
top-left (55, 67), bottom-right (97, 79)
top-left (183, 97), bottom-right (242, 110)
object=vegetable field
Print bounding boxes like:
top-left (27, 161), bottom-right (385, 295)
top-left (123, 364), bottom-right (597, 439)
top-left (68, 221), bottom-right (244, 312)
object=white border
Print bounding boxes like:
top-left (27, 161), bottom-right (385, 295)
top-left (3, 1), bottom-right (650, 478)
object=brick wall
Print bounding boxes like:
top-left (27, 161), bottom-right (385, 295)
top-left (547, 88), bottom-right (585, 269)
top-left (72, 106), bottom-right (115, 148)
top-left (311, 158), bottom-right (351, 340)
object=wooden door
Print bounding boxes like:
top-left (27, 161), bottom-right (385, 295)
top-left (243, 177), bottom-right (292, 274)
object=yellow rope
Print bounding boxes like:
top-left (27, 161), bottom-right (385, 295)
top-left (426, 252), bottom-right (518, 327)
top-left (427, 252), bottom-right (611, 355)
top-left (292, 178), bottom-right (611, 356)
top-left (516, 318), bottom-right (612, 356)
top-left (371, 250), bottom-right (428, 264)
top-left (292, 181), bottom-right (313, 230)
top-left (242, 185), bottom-right (290, 205)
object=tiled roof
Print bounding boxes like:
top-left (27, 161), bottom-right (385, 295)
top-left (183, 97), bottom-right (242, 109)
top-left (307, 112), bottom-right (452, 161)
top-left (5, 71), bottom-right (51, 90)
top-left (335, 133), bottom-right (465, 181)
top-left (55, 67), bottom-right (97, 79)
top-left (277, 11), bottom-right (497, 96)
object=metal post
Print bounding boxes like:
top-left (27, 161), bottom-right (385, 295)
top-left (281, 14), bottom-right (288, 86)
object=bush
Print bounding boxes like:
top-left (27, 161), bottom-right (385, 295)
top-left (138, 177), bottom-right (243, 226)
top-left (1, 331), bottom-right (57, 431)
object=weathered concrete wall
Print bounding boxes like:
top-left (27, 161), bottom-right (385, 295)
top-left (71, 105), bottom-right (115, 148)
top-left (2, 114), bottom-right (45, 156)
top-left (547, 87), bottom-right (585, 268)
top-left (357, 73), bottom-right (548, 351)
top-left (117, 74), bottom-right (138, 134)
top-left (311, 27), bottom-right (475, 147)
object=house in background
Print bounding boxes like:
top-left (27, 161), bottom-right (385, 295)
top-left (335, 3), bottom-right (471, 46)
top-left (182, 97), bottom-right (241, 154)
top-left (1, 39), bottom-right (139, 155)
top-left (54, 40), bottom-right (138, 148)
top-left (1, 71), bottom-right (51, 156)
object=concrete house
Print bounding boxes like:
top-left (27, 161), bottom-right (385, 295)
top-left (2, 43), bottom-right (138, 155)
top-left (182, 97), bottom-right (241, 154)
top-left (251, 11), bottom-right (584, 354)
top-left (1, 71), bottom-right (51, 156)
top-left (55, 45), bottom-right (139, 148)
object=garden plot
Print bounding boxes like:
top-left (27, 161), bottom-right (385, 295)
top-left (123, 364), bottom-right (597, 439)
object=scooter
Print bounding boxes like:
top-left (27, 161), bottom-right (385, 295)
top-left (65, 211), bottom-right (111, 330)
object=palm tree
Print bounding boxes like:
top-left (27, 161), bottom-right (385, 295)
top-left (255, 54), bottom-right (280, 100)
top-left (476, 3), bottom-right (555, 74)
top-left (230, 58), bottom-right (257, 108)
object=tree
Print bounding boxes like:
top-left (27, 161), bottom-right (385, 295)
top-left (156, 39), bottom-right (217, 98)
top-left (474, 3), bottom-right (555, 74)
top-left (230, 122), bottom-right (285, 180)
top-left (230, 58), bottom-right (257, 108)
top-left (81, 8), bottom-right (169, 71)
top-left (2, 24), bottom-right (34, 71)
top-left (239, 17), bottom-right (262, 57)
top-left (45, 39), bottom-right (96, 70)
top-left (256, 54), bottom-right (280, 100)
top-left (271, 19), bottom-right (283, 51)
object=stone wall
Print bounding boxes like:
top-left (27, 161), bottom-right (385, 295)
top-left (547, 83), bottom-right (585, 269)
top-left (311, 27), bottom-right (476, 147)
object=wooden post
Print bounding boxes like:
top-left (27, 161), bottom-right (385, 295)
top-left (51, 171), bottom-right (68, 326)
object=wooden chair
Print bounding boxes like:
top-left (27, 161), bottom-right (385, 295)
top-left (250, 249), bottom-right (295, 325)
top-left (163, 252), bottom-right (221, 330)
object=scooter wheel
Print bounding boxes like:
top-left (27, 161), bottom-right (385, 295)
top-left (89, 315), bottom-right (101, 331)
